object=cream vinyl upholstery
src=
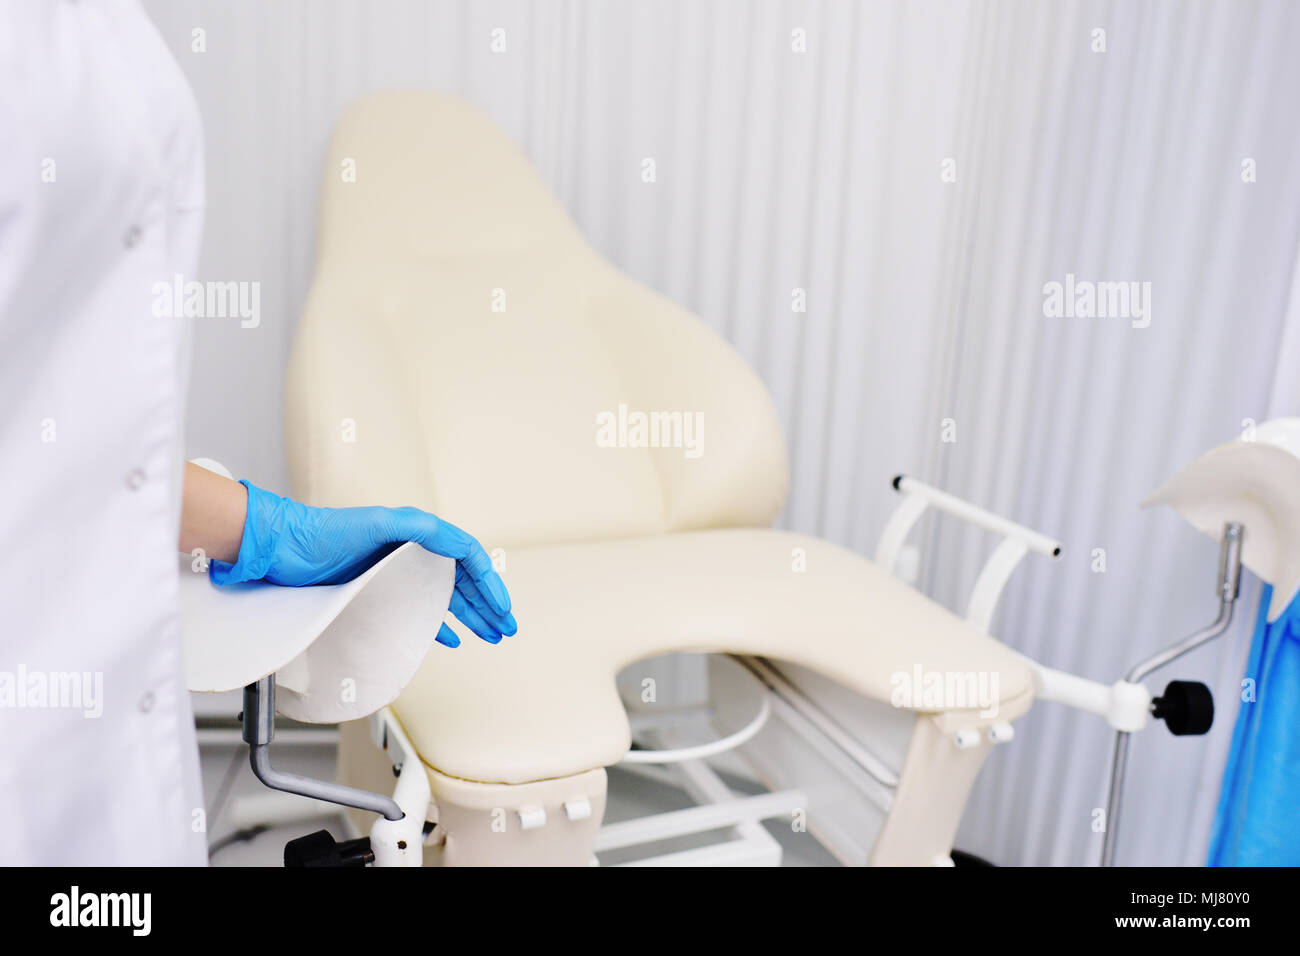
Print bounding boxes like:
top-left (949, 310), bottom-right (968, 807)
top-left (287, 92), bottom-right (1034, 860)
top-left (396, 530), bottom-right (1033, 784)
top-left (286, 91), bottom-right (787, 549)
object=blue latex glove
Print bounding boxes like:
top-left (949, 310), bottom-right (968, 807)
top-left (209, 480), bottom-right (515, 648)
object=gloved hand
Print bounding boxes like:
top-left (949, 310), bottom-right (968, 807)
top-left (209, 480), bottom-right (515, 648)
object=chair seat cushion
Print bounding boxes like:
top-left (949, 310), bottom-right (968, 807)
top-left (393, 528), bottom-right (1034, 785)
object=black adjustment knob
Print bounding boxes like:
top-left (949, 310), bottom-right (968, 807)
top-left (1151, 680), bottom-right (1214, 736)
top-left (284, 829), bottom-right (374, 867)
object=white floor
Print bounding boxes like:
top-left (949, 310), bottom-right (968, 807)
top-left (199, 732), bottom-right (839, 867)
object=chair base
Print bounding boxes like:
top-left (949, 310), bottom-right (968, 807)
top-left (338, 719), bottom-right (607, 866)
top-left (337, 660), bottom-right (1022, 867)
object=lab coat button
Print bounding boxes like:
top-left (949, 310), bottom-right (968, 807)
top-left (123, 225), bottom-right (143, 249)
top-left (138, 692), bottom-right (155, 713)
top-left (126, 468), bottom-right (147, 490)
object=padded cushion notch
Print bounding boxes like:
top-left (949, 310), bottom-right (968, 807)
top-left (394, 528), bottom-right (1034, 786)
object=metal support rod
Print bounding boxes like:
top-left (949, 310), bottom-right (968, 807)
top-left (1101, 523), bottom-right (1243, 866)
top-left (241, 676), bottom-right (404, 822)
top-left (888, 475), bottom-right (1064, 559)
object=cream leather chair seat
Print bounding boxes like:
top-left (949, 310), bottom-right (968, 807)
top-left (395, 528), bottom-right (1033, 785)
top-left (288, 91), bottom-right (1035, 864)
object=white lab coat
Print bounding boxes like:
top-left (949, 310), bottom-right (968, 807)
top-left (0, 0), bottom-right (207, 864)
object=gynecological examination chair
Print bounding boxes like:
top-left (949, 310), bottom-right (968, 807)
top-left (183, 91), bottom-right (1300, 867)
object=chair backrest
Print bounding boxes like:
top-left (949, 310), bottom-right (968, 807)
top-left (286, 91), bottom-right (788, 549)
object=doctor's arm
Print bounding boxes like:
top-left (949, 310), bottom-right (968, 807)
top-left (177, 461), bottom-right (515, 648)
top-left (179, 460), bottom-right (247, 564)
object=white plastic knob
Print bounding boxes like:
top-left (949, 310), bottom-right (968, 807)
top-left (517, 806), bottom-right (547, 830)
top-left (987, 722), bottom-right (1015, 743)
top-left (563, 799), bottom-right (592, 822)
